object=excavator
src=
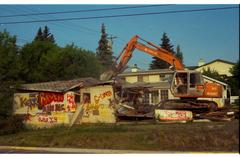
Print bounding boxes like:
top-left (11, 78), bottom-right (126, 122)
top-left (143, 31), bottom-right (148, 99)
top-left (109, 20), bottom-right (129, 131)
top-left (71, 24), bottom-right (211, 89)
top-left (101, 35), bottom-right (223, 111)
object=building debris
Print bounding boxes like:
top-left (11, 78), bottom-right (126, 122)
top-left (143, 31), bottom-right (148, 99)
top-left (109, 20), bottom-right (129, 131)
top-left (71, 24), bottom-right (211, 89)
top-left (114, 84), bottom-right (238, 122)
top-left (194, 107), bottom-right (238, 122)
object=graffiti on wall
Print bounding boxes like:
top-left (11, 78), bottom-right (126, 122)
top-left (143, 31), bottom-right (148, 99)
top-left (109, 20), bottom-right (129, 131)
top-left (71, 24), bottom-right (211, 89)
top-left (14, 92), bottom-right (77, 115)
top-left (66, 93), bottom-right (76, 112)
top-left (155, 109), bottom-right (193, 121)
top-left (39, 92), bottom-right (67, 112)
top-left (25, 112), bottom-right (71, 128)
top-left (81, 90), bottom-right (114, 119)
top-left (19, 93), bottom-right (39, 110)
top-left (13, 93), bottom-right (39, 114)
top-left (82, 103), bottom-right (100, 117)
top-left (39, 92), bottom-right (64, 106)
top-left (38, 115), bottom-right (58, 123)
top-left (94, 90), bottom-right (112, 104)
top-left (42, 104), bottom-right (65, 112)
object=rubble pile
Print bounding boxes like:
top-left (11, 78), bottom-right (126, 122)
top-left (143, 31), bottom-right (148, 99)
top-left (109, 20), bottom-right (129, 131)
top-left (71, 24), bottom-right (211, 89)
top-left (114, 85), bottom-right (239, 122)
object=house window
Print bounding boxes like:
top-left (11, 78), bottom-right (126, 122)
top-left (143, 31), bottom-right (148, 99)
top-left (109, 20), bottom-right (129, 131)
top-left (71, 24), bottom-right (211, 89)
top-left (151, 90), bottom-right (159, 104)
top-left (143, 91), bottom-right (150, 104)
top-left (121, 77), bottom-right (126, 82)
top-left (161, 90), bottom-right (168, 100)
top-left (159, 74), bottom-right (165, 81)
top-left (143, 75), bottom-right (149, 82)
top-left (75, 94), bottom-right (80, 103)
top-left (138, 75), bottom-right (143, 82)
top-left (83, 93), bottom-right (91, 104)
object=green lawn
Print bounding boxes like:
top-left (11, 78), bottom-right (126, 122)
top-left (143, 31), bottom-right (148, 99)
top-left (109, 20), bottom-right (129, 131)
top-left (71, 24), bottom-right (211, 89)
top-left (0, 120), bottom-right (239, 152)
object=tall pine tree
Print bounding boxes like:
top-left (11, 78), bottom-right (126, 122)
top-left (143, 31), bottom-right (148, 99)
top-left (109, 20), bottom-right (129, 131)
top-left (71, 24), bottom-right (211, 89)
top-left (96, 23), bottom-right (114, 69)
top-left (34, 28), bottom-right (43, 41)
top-left (34, 26), bottom-right (55, 43)
top-left (175, 45), bottom-right (183, 63)
top-left (150, 32), bottom-right (175, 69)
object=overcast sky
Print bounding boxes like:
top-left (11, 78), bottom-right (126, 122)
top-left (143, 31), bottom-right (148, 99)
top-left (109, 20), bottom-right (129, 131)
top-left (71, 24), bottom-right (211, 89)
top-left (0, 4), bottom-right (239, 69)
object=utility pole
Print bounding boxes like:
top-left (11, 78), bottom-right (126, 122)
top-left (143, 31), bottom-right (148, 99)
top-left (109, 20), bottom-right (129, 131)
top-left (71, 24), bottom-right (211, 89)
top-left (107, 35), bottom-right (117, 50)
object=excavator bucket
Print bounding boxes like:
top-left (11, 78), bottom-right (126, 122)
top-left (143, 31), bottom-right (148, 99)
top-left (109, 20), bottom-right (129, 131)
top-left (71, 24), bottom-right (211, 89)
top-left (100, 70), bottom-right (115, 81)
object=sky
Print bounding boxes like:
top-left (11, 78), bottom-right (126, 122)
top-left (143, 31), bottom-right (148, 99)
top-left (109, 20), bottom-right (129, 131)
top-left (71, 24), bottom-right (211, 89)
top-left (0, 4), bottom-right (239, 69)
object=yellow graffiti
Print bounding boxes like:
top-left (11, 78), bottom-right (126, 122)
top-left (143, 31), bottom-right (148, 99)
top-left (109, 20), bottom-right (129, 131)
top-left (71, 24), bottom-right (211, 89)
top-left (83, 103), bottom-right (100, 111)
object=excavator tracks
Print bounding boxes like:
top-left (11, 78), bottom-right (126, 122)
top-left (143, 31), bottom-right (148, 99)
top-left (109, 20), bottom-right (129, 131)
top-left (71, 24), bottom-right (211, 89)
top-left (158, 99), bottom-right (218, 114)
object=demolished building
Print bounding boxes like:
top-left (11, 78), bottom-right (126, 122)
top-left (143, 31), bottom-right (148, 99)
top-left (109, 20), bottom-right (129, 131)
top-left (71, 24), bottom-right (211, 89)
top-left (12, 69), bottom-right (237, 128)
top-left (117, 68), bottom-right (230, 108)
top-left (13, 77), bottom-right (116, 128)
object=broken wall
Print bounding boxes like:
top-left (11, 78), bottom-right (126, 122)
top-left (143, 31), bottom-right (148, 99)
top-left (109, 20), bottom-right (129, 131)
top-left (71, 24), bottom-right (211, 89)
top-left (78, 85), bottom-right (116, 123)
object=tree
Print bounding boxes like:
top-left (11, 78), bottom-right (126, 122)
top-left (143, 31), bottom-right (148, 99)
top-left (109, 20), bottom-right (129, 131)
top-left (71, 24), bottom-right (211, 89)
top-left (19, 26), bottom-right (58, 82)
top-left (202, 67), bottom-right (226, 83)
top-left (19, 39), bottom-right (59, 82)
top-left (59, 44), bottom-right (104, 80)
top-left (96, 23), bottom-right (114, 70)
top-left (0, 30), bottom-right (21, 118)
top-left (34, 28), bottom-right (43, 41)
top-left (227, 60), bottom-right (239, 96)
top-left (175, 45), bottom-right (183, 63)
top-left (34, 26), bottom-right (55, 43)
top-left (150, 32), bottom-right (175, 69)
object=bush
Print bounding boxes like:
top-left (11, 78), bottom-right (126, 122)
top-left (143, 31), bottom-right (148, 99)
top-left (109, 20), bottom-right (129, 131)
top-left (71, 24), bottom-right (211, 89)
top-left (0, 115), bottom-right (25, 135)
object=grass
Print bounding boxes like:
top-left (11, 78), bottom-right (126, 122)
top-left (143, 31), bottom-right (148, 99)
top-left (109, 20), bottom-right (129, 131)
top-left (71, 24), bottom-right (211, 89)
top-left (0, 120), bottom-right (239, 152)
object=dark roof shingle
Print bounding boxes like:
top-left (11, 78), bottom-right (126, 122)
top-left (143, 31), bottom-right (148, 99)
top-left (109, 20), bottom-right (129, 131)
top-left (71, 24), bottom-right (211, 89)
top-left (17, 77), bottom-right (100, 92)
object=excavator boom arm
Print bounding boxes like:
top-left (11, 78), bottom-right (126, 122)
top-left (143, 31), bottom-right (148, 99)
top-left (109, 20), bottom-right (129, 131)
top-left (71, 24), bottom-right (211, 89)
top-left (115, 35), bottom-right (184, 74)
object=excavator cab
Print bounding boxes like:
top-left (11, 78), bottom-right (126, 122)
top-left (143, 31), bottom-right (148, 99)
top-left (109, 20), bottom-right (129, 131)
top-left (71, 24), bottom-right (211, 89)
top-left (171, 70), bottom-right (205, 98)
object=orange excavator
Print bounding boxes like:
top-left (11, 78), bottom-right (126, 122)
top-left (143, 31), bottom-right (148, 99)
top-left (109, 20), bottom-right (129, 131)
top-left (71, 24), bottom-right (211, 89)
top-left (101, 35), bottom-right (223, 110)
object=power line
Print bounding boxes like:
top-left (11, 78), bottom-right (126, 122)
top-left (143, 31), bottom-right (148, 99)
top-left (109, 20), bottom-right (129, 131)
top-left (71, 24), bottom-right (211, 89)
top-left (0, 6), bottom-right (238, 25)
top-left (0, 5), bottom-right (171, 18)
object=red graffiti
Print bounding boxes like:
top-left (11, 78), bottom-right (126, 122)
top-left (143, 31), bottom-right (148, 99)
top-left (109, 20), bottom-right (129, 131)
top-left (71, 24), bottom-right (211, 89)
top-left (66, 93), bottom-right (76, 111)
top-left (38, 116), bottom-right (57, 123)
top-left (94, 91), bottom-right (112, 104)
top-left (164, 110), bottom-right (191, 121)
top-left (67, 94), bottom-right (74, 105)
top-left (39, 92), bottom-right (64, 106)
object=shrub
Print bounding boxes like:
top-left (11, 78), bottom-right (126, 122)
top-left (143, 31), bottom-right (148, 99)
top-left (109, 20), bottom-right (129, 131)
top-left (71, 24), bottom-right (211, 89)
top-left (0, 115), bottom-right (25, 135)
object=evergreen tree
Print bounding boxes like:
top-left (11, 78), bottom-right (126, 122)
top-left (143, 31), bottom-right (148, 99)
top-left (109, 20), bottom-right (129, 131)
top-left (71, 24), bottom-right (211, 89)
top-left (150, 32), bottom-right (175, 69)
top-left (20, 26), bottom-right (57, 82)
top-left (34, 26), bottom-right (55, 43)
top-left (202, 67), bottom-right (226, 83)
top-left (96, 23), bottom-right (114, 69)
top-left (0, 30), bottom-right (21, 118)
top-left (227, 60), bottom-right (239, 96)
top-left (175, 45), bottom-right (183, 63)
top-left (34, 28), bottom-right (43, 41)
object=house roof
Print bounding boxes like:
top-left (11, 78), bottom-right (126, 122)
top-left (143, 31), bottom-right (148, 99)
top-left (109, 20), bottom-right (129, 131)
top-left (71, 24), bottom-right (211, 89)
top-left (185, 66), bottom-right (199, 70)
top-left (16, 77), bottom-right (101, 93)
top-left (191, 59), bottom-right (235, 70)
top-left (122, 81), bottom-right (170, 89)
top-left (123, 65), bottom-right (142, 72)
top-left (118, 69), bottom-right (174, 77)
top-left (202, 75), bottom-right (228, 86)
